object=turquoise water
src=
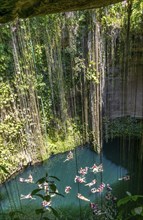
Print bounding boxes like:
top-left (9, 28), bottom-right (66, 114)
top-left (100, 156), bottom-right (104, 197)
top-left (0, 142), bottom-right (141, 219)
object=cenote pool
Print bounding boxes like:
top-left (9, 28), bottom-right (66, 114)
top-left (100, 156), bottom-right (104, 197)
top-left (0, 139), bottom-right (142, 220)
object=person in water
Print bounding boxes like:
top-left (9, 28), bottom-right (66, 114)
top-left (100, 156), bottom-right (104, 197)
top-left (90, 202), bottom-right (97, 210)
top-left (106, 183), bottom-right (112, 191)
top-left (77, 193), bottom-right (90, 202)
top-left (65, 186), bottom-right (72, 194)
top-left (78, 167), bottom-right (89, 176)
top-left (42, 200), bottom-right (51, 209)
top-left (43, 182), bottom-right (49, 194)
top-left (118, 175), bottom-right (130, 181)
top-left (19, 174), bottom-right (33, 183)
top-left (90, 202), bottom-right (99, 215)
top-left (28, 174), bottom-right (33, 183)
top-left (63, 151), bottom-right (73, 162)
top-left (74, 175), bottom-right (86, 183)
top-left (91, 188), bottom-right (98, 193)
top-left (20, 193), bottom-right (35, 200)
top-left (85, 179), bottom-right (96, 187)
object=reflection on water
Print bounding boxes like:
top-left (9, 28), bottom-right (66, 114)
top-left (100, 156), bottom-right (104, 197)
top-left (0, 140), bottom-right (142, 219)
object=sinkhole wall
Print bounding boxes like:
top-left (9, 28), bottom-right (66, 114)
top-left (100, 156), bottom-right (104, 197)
top-left (104, 37), bottom-right (143, 119)
top-left (0, 2), bottom-right (143, 183)
top-left (102, 18), bottom-right (143, 142)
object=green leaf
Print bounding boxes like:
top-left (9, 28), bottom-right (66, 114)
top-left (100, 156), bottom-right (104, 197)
top-left (36, 177), bottom-right (46, 184)
top-left (49, 207), bottom-right (59, 218)
top-left (131, 195), bottom-right (138, 201)
top-left (131, 195), bottom-right (143, 201)
top-left (31, 188), bottom-right (42, 195)
top-left (44, 195), bottom-right (51, 202)
top-left (0, 165), bottom-right (10, 174)
top-left (54, 192), bottom-right (64, 197)
top-left (43, 217), bottom-right (51, 220)
top-left (134, 207), bottom-right (143, 215)
top-left (49, 176), bottom-right (60, 181)
top-left (117, 196), bottom-right (131, 207)
top-left (50, 183), bottom-right (56, 192)
top-left (35, 208), bottom-right (45, 215)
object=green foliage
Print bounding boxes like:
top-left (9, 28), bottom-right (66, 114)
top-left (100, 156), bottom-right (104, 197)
top-left (0, 165), bottom-right (10, 174)
top-left (47, 119), bottom-right (81, 155)
top-left (73, 57), bottom-right (86, 75)
top-left (0, 82), bottom-right (26, 182)
top-left (86, 61), bottom-right (100, 84)
top-left (100, 3), bottom-right (125, 29)
top-left (0, 0), bottom-right (143, 183)
top-left (130, 0), bottom-right (143, 31)
top-left (117, 192), bottom-right (143, 220)
top-left (103, 117), bottom-right (143, 140)
top-left (31, 174), bottom-right (63, 219)
top-left (99, 0), bottom-right (143, 34)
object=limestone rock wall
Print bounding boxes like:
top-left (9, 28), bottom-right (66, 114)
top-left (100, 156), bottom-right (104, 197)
top-left (104, 36), bottom-right (143, 119)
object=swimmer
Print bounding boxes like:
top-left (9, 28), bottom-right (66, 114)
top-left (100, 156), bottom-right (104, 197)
top-left (19, 177), bottom-right (25, 182)
top-left (97, 164), bottom-right (103, 172)
top-left (78, 167), bottom-right (88, 176)
top-left (74, 175), bottom-right (86, 183)
top-left (77, 193), bottom-right (90, 202)
top-left (90, 163), bottom-right (103, 173)
top-left (42, 200), bottom-right (51, 209)
top-left (118, 175), bottom-right (130, 181)
top-left (43, 182), bottom-right (49, 193)
top-left (90, 164), bottom-right (98, 170)
top-left (65, 186), bottom-right (72, 194)
top-left (91, 188), bottom-right (98, 193)
top-left (63, 151), bottom-right (73, 162)
top-left (106, 184), bottom-right (112, 191)
top-left (38, 184), bottom-right (43, 189)
top-left (20, 193), bottom-right (35, 200)
top-left (28, 174), bottom-right (33, 183)
top-left (90, 164), bottom-right (98, 173)
top-left (85, 179), bottom-right (97, 187)
top-left (90, 202), bottom-right (97, 210)
top-left (19, 174), bottom-right (33, 183)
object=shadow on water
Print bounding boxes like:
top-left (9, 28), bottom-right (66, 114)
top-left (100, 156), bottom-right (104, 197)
top-left (0, 140), bottom-right (142, 219)
top-left (103, 138), bottom-right (143, 195)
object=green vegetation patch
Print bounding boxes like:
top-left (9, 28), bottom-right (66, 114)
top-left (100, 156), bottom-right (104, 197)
top-left (103, 116), bottom-right (143, 141)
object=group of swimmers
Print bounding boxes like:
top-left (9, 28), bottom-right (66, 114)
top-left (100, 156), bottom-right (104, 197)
top-left (19, 150), bottom-right (130, 215)
top-left (19, 174), bottom-right (34, 200)
top-left (19, 173), bottom-right (57, 209)
top-left (63, 151), bottom-right (111, 204)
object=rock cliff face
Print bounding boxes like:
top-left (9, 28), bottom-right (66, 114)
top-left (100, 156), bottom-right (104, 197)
top-left (0, 0), bottom-right (122, 23)
top-left (104, 35), bottom-right (143, 119)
